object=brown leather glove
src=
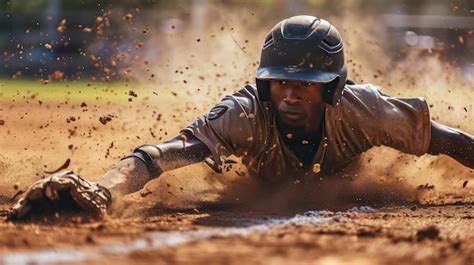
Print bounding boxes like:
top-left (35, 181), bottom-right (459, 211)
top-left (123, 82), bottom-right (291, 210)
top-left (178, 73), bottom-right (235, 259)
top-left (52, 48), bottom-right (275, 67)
top-left (7, 170), bottom-right (112, 220)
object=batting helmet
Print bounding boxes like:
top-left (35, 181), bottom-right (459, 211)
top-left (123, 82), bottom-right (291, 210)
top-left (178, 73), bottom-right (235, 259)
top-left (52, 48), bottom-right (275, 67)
top-left (256, 15), bottom-right (348, 106)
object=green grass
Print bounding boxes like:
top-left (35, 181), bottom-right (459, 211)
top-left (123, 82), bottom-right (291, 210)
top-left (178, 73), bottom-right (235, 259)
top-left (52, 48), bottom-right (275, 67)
top-left (0, 79), bottom-right (161, 103)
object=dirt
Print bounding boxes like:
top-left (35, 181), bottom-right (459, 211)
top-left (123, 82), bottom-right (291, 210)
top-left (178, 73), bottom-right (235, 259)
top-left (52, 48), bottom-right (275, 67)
top-left (0, 94), bottom-right (473, 265)
top-left (0, 204), bottom-right (472, 265)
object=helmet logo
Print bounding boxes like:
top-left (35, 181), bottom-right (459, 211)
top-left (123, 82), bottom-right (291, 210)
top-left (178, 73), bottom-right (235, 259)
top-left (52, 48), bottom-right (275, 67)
top-left (324, 57), bottom-right (334, 67)
top-left (262, 34), bottom-right (274, 49)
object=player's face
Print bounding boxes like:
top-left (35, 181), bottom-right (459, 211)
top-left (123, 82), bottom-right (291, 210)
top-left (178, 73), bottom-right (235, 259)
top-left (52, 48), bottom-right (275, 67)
top-left (270, 79), bottom-right (325, 128)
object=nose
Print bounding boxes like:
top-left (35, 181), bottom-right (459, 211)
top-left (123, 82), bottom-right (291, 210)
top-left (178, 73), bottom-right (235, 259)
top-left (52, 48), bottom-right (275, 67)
top-left (283, 87), bottom-right (302, 105)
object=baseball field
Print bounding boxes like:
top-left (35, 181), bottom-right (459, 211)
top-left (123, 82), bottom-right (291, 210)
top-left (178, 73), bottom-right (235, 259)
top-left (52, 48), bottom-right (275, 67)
top-left (1, 1), bottom-right (474, 264)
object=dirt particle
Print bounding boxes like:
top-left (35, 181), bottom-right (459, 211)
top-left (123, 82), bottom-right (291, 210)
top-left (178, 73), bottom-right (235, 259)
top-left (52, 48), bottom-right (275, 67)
top-left (66, 116), bottom-right (76, 123)
top-left (0, 120), bottom-right (5, 125)
top-left (128, 90), bottom-right (138, 97)
top-left (123, 13), bottom-right (133, 21)
top-left (85, 234), bottom-right (95, 244)
top-left (451, 241), bottom-right (462, 250)
top-left (99, 114), bottom-right (114, 125)
top-left (462, 180), bottom-right (468, 188)
top-left (416, 226), bottom-right (439, 241)
top-left (56, 19), bottom-right (67, 33)
top-left (357, 229), bottom-right (377, 237)
top-left (312, 163), bottom-right (321, 174)
top-left (72, 216), bottom-right (83, 224)
top-left (179, 134), bottom-right (188, 142)
top-left (44, 159), bottom-right (71, 174)
top-left (91, 223), bottom-right (106, 231)
top-left (417, 183), bottom-right (434, 190)
top-left (53, 70), bottom-right (64, 80)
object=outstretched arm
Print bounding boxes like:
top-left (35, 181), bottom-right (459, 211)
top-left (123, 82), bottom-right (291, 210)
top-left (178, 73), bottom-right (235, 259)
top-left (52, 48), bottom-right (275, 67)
top-left (427, 121), bottom-right (474, 169)
top-left (98, 132), bottom-right (211, 199)
top-left (7, 132), bottom-right (210, 220)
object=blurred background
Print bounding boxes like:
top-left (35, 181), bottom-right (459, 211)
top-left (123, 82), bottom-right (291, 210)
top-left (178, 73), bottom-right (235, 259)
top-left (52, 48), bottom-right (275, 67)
top-left (0, 0), bottom-right (473, 83)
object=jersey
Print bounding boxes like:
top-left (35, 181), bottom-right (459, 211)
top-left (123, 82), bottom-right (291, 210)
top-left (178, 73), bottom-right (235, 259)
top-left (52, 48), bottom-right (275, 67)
top-left (182, 84), bottom-right (431, 183)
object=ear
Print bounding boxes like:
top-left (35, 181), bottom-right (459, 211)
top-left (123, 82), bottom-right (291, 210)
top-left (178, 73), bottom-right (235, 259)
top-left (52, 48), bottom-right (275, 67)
top-left (256, 79), bottom-right (271, 101)
top-left (322, 77), bottom-right (338, 105)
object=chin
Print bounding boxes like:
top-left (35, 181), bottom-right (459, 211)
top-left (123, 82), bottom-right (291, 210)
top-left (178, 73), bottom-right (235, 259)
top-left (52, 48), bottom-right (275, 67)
top-left (280, 118), bottom-right (306, 128)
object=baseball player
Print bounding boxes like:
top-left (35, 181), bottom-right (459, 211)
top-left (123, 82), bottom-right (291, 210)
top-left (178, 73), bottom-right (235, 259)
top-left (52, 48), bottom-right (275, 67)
top-left (8, 15), bottom-right (474, 220)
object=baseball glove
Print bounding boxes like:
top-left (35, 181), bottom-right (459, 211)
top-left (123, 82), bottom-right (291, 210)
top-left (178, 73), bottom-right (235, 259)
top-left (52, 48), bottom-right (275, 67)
top-left (7, 170), bottom-right (112, 220)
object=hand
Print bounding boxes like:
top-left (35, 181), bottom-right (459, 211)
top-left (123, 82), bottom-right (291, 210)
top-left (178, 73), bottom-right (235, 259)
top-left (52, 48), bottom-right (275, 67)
top-left (7, 170), bottom-right (112, 221)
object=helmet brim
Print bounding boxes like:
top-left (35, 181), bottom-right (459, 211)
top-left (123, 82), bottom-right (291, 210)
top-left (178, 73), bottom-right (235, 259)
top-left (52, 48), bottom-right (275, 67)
top-left (256, 66), bottom-right (338, 84)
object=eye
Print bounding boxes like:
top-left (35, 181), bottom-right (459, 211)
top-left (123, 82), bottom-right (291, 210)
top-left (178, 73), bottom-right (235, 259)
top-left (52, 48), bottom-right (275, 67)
top-left (277, 80), bottom-right (287, 85)
top-left (302, 82), bottom-right (313, 87)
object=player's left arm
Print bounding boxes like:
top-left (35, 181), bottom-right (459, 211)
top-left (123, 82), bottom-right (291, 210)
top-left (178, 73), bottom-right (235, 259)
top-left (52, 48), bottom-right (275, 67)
top-left (427, 121), bottom-right (474, 168)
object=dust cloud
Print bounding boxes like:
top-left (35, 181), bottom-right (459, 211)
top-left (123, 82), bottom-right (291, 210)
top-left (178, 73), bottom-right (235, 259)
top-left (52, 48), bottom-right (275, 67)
top-left (1, 3), bottom-right (472, 212)
top-left (128, 4), bottom-right (474, 210)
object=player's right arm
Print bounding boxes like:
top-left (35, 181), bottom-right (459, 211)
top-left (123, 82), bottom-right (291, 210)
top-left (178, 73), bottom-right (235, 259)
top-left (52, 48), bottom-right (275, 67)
top-left (100, 86), bottom-right (260, 199)
top-left (7, 134), bottom-right (211, 220)
top-left (98, 132), bottom-right (211, 199)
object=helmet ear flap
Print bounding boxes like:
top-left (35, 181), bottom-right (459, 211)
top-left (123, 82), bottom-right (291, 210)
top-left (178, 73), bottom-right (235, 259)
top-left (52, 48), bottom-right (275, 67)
top-left (256, 79), bottom-right (271, 101)
top-left (322, 77), bottom-right (345, 106)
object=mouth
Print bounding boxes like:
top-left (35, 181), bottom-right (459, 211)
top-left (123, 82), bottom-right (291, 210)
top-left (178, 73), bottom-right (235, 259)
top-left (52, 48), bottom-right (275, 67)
top-left (281, 111), bottom-right (305, 120)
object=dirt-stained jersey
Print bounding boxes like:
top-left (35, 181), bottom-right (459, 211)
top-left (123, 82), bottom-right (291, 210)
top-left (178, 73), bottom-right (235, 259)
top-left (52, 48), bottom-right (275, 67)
top-left (182, 84), bottom-right (431, 183)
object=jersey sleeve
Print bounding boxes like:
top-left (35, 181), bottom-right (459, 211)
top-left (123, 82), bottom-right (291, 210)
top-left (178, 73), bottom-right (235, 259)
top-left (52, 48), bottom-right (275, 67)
top-left (329, 84), bottom-right (431, 156)
top-left (181, 87), bottom-right (259, 166)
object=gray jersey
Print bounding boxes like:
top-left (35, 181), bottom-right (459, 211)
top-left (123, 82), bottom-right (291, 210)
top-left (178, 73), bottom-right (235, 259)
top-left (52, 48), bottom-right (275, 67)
top-left (182, 84), bottom-right (431, 183)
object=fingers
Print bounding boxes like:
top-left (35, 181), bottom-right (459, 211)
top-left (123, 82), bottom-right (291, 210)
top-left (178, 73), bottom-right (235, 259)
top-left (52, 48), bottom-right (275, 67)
top-left (7, 180), bottom-right (49, 220)
top-left (6, 172), bottom-right (73, 221)
top-left (68, 182), bottom-right (112, 215)
top-left (43, 176), bottom-right (75, 201)
top-left (7, 198), bottom-right (31, 220)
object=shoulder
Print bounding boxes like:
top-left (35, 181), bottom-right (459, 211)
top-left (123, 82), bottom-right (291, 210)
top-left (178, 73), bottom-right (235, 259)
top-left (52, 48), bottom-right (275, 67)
top-left (215, 85), bottom-right (262, 116)
top-left (325, 82), bottom-right (397, 133)
top-left (223, 85), bottom-right (259, 107)
top-left (204, 85), bottom-right (262, 121)
top-left (333, 83), bottom-right (390, 117)
top-left (341, 83), bottom-right (385, 103)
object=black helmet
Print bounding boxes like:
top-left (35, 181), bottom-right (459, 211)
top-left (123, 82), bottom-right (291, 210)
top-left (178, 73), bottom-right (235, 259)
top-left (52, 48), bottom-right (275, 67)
top-left (256, 15), bottom-right (347, 106)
